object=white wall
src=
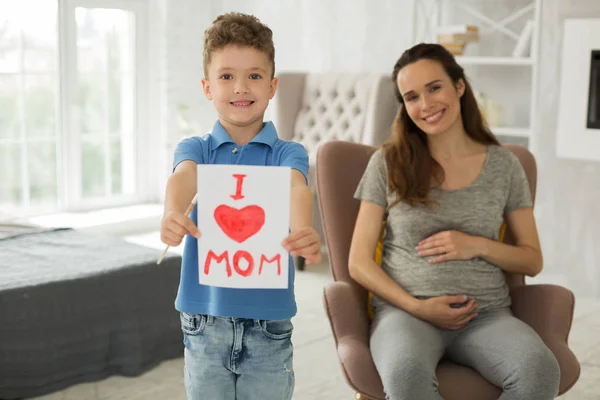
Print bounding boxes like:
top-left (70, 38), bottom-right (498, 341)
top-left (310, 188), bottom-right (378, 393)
top-left (532, 0), bottom-right (600, 297)
top-left (157, 0), bottom-right (415, 198)
top-left (160, 0), bottom-right (414, 140)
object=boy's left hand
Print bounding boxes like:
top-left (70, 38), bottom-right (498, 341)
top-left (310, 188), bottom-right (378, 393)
top-left (282, 227), bottom-right (322, 265)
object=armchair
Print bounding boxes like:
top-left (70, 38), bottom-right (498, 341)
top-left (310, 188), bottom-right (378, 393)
top-left (316, 140), bottom-right (580, 399)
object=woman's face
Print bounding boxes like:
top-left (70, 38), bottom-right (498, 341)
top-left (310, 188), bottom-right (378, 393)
top-left (396, 59), bottom-right (465, 136)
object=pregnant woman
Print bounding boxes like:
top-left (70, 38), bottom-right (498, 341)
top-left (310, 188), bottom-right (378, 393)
top-left (348, 43), bottom-right (560, 400)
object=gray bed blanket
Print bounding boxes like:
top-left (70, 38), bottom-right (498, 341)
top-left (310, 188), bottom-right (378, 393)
top-left (0, 228), bottom-right (183, 399)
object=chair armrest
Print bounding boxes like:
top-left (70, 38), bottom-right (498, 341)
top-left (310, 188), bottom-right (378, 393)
top-left (510, 284), bottom-right (580, 394)
top-left (323, 281), bottom-right (385, 400)
top-left (510, 284), bottom-right (574, 341)
top-left (323, 281), bottom-right (370, 342)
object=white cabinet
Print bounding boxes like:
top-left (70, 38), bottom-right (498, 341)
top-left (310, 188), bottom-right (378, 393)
top-left (411, 0), bottom-right (542, 148)
top-left (556, 19), bottom-right (600, 161)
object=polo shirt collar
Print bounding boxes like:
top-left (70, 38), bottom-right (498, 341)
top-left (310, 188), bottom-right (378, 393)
top-left (210, 120), bottom-right (278, 150)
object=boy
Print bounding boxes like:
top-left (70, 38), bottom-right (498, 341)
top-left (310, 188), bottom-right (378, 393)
top-left (160, 12), bottom-right (321, 400)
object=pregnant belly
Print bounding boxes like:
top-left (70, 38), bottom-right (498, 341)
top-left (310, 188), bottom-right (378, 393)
top-left (385, 257), bottom-right (508, 303)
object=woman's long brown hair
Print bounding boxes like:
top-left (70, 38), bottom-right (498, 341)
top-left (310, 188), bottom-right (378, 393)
top-left (383, 43), bottom-right (499, 208)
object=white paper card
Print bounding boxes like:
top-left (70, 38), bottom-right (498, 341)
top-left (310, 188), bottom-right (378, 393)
top-left (196, 164), bottom-right (291, 289)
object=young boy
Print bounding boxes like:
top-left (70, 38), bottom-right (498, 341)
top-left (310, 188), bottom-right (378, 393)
top-left (160, 12), bottom-right (321, 400)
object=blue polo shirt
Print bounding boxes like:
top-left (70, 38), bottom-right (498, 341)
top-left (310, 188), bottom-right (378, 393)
top-left (172, 120), bottom-right (309, 320)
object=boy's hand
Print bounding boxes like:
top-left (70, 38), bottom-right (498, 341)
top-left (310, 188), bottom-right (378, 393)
top-left (282, 227), bottom-right (322, 265)
top-left (160, 210), bottom-right (201, 246)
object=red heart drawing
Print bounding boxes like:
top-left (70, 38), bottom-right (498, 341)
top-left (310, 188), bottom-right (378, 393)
top-left (214, 204), bottom-right (265, 243)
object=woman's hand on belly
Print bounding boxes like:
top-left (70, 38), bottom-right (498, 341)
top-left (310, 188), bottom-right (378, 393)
top-left (416, 230), bottom-right (485, 264)
top-left (414, 295), bottom-right (478, 330)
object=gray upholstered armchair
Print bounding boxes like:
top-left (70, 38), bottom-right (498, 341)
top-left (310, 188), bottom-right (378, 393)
top-left (270, 72), bottom-right (397, 269)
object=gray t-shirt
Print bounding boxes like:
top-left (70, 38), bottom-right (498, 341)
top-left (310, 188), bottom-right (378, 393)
top-left (354, 145), bottom-right (532, 312)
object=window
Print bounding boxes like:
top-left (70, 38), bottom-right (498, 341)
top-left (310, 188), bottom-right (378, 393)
top-left (0, 0), bottom-right (152, 218)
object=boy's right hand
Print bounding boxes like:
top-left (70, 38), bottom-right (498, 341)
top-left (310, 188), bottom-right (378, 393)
top-left (414, 295), bottom-right (478, 330)
top-left (160, 210), bottom-right (201, 246)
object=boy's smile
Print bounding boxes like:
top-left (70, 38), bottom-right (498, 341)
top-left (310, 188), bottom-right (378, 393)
top-left (230, 100), bottom-right (255, 107)
top-left (202, 45), bottom-right (278, 143)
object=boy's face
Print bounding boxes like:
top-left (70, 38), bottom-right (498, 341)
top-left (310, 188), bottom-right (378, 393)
top-left (202, 45), bottom-right (278, 132)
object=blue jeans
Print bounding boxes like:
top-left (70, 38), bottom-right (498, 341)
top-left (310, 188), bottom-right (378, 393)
top-left (180, 312), bottom-right (295, 400)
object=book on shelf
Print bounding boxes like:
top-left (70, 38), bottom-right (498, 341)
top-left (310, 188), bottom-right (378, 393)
top-left (441, 42), bottom-right (464, 51)
top-left (437, 32), bottom-right (480, 43)
top-left (440, 42), bottom-right (465, 56)
top-left (436, 24), bottom-right (479, 35)
top-left (436, 25), bottom-right (479, 56)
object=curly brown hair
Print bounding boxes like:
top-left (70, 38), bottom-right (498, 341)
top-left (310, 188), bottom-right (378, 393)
top-left (383, 43), bottom-right (499, 208)
top-left (203, 12), bottom-right (275, 78)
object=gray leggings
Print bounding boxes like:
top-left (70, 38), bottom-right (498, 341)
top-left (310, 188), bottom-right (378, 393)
top-left (370, 306), bottom-right (560, 400)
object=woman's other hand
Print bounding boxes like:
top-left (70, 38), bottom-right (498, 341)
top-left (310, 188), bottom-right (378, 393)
top-left (414, 295), bottom-right (478, 330)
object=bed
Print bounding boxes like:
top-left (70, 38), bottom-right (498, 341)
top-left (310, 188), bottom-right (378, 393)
top-left (0, 224), bottom-right (183, 399)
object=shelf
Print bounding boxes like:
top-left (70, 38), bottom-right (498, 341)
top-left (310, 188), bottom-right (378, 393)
top-left (489, 126), bottom-right (530, 137)
top-left (455, 56), bottom-right (534, 66)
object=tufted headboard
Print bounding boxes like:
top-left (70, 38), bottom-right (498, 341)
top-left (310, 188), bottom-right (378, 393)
top-left (268, 72), bottom-right (397, 250)
top-left (270, 72), bottom-right (397, 165)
